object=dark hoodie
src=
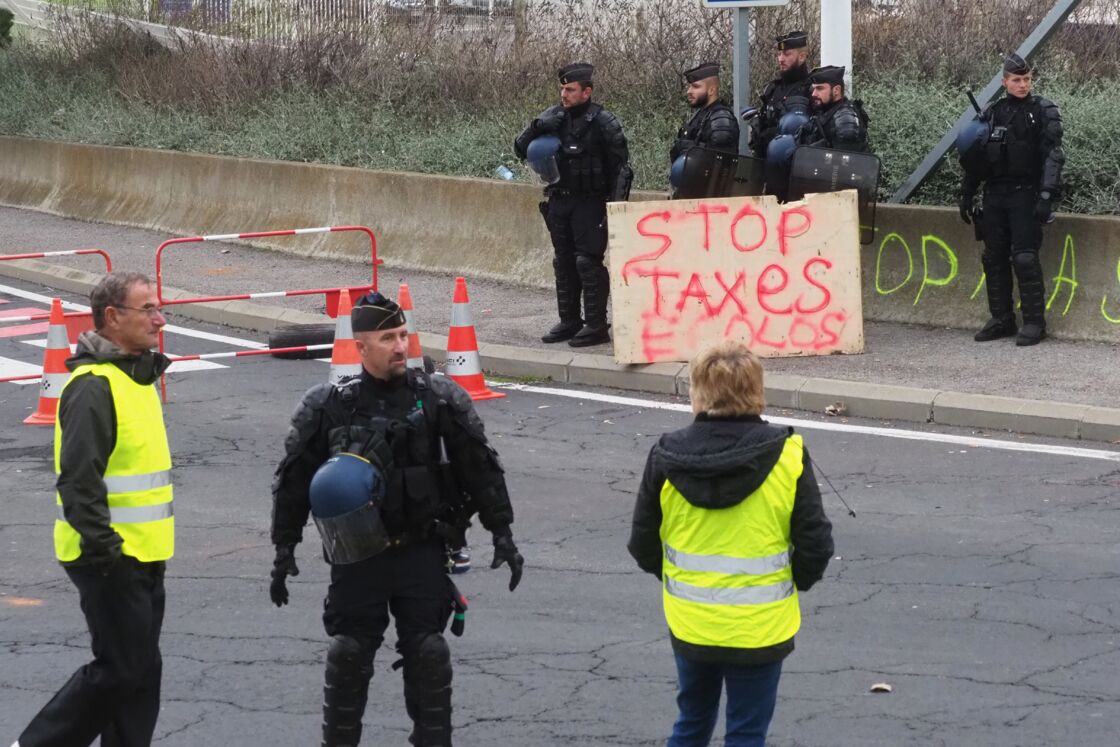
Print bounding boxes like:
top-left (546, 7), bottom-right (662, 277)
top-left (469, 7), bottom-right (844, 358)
top-left (628, 413), bottom-right (834, 664)
top-left (55, 331), bottom-right (171, 566)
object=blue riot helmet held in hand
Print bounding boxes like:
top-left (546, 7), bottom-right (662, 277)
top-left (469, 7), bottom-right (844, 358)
top-left (777, 95), bottom-right (812, 136)
top-left (956, 117), bottom-right (992, 179)
top-left (309, 452), bottom-right (390, 564)
top-left (526, 134), bottom-right (562, 185)
top-left (766, 133), bottom-right (798, 166)
top-left (669, 154), bottom-right (687, 189)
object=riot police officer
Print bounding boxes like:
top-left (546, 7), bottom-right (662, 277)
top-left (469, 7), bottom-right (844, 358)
top-left (514, 63), bottom-right (633, 348)
top-left (798, 65), bottom-right (869, 153)
top-left (958, 53), bottom-right (1065, 346)
top-left (670, 61), bottom-right (740, 163)
top-left (749, 31), bottom-right (812, 162)
top-left (269, 292), bottom-right (524, 747)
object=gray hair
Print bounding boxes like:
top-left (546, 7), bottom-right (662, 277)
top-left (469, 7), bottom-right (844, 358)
top-left (90, 271), bottom-right (152, 329)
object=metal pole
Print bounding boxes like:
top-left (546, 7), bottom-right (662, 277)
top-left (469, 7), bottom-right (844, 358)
top-left (733, 7), bottom-right (751, 155)
top-left (820, 0), bottom-right (853, 95)
top-left (889, 0), bottom-right (1085, 203)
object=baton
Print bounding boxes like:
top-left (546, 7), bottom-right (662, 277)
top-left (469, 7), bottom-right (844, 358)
top-left (966, 90), bottom-right (983, 115)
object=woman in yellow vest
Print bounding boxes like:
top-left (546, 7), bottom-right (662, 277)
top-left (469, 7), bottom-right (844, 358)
top-left (628, 341), bottom-right (833, 747)
top-left (16, 272), bottom-right (172, 747)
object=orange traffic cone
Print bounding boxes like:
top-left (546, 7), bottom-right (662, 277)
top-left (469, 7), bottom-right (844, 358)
top-left (25, 298), bottom-right (71, 425)
top-left (329, 289), bottom-right (362, 386)
top-left (399, 283), bottom-right (425, 371)
top-left (446, 277), bottom-right (504, 401)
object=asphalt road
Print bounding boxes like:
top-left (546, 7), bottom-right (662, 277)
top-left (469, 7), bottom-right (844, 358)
top-left (1, 277), bottom-right (1119, 746)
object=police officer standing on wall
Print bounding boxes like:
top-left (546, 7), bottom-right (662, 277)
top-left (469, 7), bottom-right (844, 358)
top-left (670, 62), bottom-right (740, 163)
top-left (749, 31), bottom-right (812, 161)
top-left (269, 292), bottom-right (523, 747)
top-left (515, 63), bottom-right (633, 348)
top-left (797, 65), bottom-right (869, 153)
top-left (958, 53), bottom-right (1065, 346)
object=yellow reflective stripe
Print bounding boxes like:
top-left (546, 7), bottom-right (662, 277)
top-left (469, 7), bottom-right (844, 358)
top-left (664, 543), bottom-right (790, 576)
top-left (103, 470), bottom-right (171, 493)
top-left (665, 577), bottom-right (794, 606)
top-left (58, 502), bottom-right (173, 524)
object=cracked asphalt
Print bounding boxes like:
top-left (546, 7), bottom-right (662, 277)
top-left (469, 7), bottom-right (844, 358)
top-left (2, 280), bottom-right (1119, 746)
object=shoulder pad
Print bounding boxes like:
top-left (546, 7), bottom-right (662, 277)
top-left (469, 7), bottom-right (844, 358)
top-left (540, 104), bottom-right (564, 118)
top-left (761, 80), bottom-right (778, 98)
top-left (596, 108), bottom-right (623, 133)
top-left (1038, 97), bottom-right (1061, 117)
top-left (429, 374), bottom-right (475, 413)
top-left (298, 382), bottom-right (334, 412)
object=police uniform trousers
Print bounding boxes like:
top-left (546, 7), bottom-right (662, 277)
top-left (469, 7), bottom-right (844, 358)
top-left (543, 193), bottom-right (610, 328)
top-left (322, 539), bottom-right (454, 747)
top-left (980, 184), bottom-right (1046, 326)
top-left (19, 558), bottom-right (166, 747)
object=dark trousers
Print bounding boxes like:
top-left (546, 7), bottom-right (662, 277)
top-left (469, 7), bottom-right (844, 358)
top-left (19, 558), bottom-right (166, 747)
top-left (668, 655), bottom-right (783, 747)
top-left (323, 541), bottom-right (454, 746)
top-left (980, 186), bottom-right (1046, 325)
top-left (543, 193), bottom-right (609, 327)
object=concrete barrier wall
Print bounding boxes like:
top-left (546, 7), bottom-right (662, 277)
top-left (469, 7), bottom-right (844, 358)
top-left (2, 136), bottom-right (1119, 343)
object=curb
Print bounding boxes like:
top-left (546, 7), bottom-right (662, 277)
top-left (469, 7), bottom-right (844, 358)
top-left (4, 259), bottom-right (1120, 444)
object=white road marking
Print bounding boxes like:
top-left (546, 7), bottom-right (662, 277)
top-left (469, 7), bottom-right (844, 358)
top-left (495, 383), bottom-right (1120, 463)
top-left (0, 283), bottom-right (267, 349)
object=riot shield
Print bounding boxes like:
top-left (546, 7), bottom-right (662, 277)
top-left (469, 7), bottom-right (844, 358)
top-left (672, 146), bottom-right (740, 200)
top-left (788, 146), bottom-right (881, 245)
top-left (728, 154), bottom-right (766, 197)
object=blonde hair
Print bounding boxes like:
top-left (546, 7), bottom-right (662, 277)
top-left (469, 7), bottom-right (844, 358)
top-left (689, 340), bottom-right (766, 416)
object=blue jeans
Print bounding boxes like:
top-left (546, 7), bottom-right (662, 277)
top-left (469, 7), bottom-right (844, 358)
top-left (668, 654), bottom-right (783, 747)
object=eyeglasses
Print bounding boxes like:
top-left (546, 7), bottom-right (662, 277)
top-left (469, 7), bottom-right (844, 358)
top-left (113, 304), bottom-right (167, 318)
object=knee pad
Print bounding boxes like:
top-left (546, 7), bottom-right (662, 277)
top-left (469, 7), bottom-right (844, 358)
top-left (326, 635), bottom-right (375, 689)
top-left (1012, 251), bottom-right (1041, 278)
top-left (575, 253), bottom-right (602, 276)
top-left (404, 633), bottom-right (452, 690)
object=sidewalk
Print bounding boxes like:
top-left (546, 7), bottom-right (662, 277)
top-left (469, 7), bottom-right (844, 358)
top-left (2, 206), bottom-right (1118, 441)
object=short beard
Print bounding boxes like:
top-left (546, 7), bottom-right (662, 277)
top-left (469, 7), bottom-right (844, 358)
top-left (692, 92), bottom-right (710, 109)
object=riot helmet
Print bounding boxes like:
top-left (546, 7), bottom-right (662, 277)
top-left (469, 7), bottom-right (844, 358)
top-left (955, 118), bottom-right (992, 178)
top-left (309, 452), bottom-right (390, 564)
top-left (777, 96), bottom-right (812, 136)
top-left (766, 133), bottom-right (799, 166)
top-left (526, 135), bottom-right (562, 185)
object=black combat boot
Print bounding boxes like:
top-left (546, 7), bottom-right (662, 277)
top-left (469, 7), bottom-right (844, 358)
top-left (974, 316), bottom-right (1018, 342)
top-left (569, 323), bottom-right (611, 347)
top-left (542, 319), bottom-right (584, 344)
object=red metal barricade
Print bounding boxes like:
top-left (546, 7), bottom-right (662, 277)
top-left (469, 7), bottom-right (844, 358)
top-left (154, 226), bottom-right (380, 314)
top-left (0, 248), bottom-right (113, 273)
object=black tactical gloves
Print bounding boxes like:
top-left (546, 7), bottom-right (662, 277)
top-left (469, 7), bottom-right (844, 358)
top-left (269, 544), bottom-right (299, 607)
top-left (491, 534), bottom-right (524, 592)
top-left (1034, 193), bottom-right (1054, 223)
top-left (958, 194), bottom-right (975, 225)
top-left (534, 108), bottom-right (567, 135)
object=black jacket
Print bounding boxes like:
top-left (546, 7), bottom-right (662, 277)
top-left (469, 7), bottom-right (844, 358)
top-left (271, 369), bottom-right (514, 550)
top-left (55, 331), bottom-right (171, 566)
top-left (670, 101), bottom-right (740, 162)
top-left (960, 93), bottom-right (1065, 198)
top-left (628, 413), bottom-right (834, 664)
top-left (750, 65), bottom-right (812, 157)
top-left (799, 97), bottom-right (870, 153)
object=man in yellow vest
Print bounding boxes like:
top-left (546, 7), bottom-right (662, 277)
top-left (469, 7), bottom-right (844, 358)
top-left (15, 272), bottom-right (172, 747)
top-left (628, 341), bottom-right (833, 747)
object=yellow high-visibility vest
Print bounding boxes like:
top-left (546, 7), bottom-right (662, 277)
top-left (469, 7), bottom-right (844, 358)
top-left (54, 361), bottom-right (174, 562)
top-left (660, 434), bottom-right (803, 649)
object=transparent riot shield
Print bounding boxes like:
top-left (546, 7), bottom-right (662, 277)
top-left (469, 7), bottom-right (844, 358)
top-left (788, 146), bottom-right (881, 245)
top-left (672, 146), bottom-right (740, 200)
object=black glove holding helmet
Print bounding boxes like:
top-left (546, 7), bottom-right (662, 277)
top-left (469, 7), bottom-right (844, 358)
top-left (491, 533), bottom-right (524, 592)
top-left (269, 544), bottom-right (299, 607)
top-left (534, 107), bottom-right (568, 135)
top-left (1034, 192), bottom-right (1054, 223)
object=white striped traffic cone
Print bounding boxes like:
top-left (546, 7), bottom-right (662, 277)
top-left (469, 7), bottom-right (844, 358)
top-left (446, 277), bottom-right (504, 401)
top-left (329, 289), bottom-right (362, 386)
top-left (399, 283), bottom-right (425, 371)
top-left (25, 298), bottom-right (71, 425)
